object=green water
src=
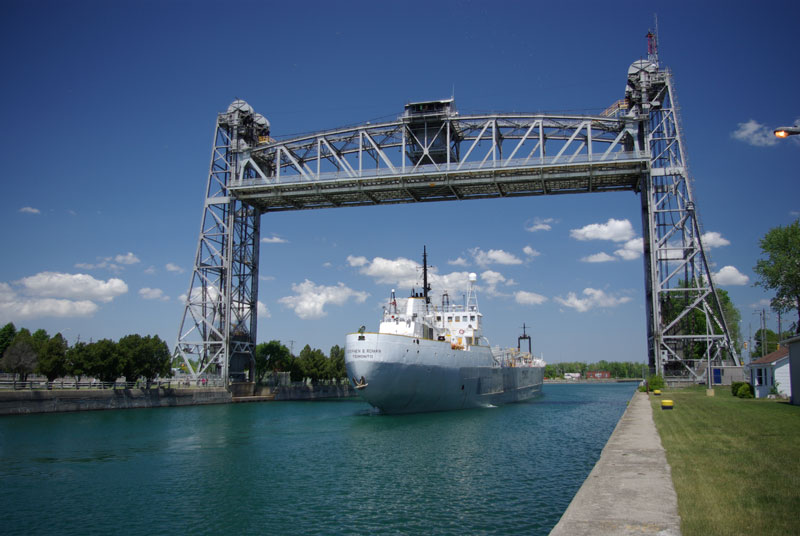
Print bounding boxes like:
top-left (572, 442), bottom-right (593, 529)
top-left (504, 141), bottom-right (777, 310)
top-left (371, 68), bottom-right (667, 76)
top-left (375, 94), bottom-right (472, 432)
top-left (0, 383), bottom-right (636, 535)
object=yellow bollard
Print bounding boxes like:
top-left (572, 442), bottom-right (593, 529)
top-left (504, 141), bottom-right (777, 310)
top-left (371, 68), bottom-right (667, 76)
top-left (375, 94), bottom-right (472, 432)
top-left (653, 389), bottom-right (661, 396)
top-left (661, 399), bottom-right (674, 410)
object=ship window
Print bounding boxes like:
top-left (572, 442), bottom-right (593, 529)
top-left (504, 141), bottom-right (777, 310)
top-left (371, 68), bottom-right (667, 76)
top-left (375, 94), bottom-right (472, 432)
top-left (470, 315), bottom-right (476, 321)
top-left (447, 316), bottom-right (452, 322)
top-left (456, 316), bottom-right (461, 322)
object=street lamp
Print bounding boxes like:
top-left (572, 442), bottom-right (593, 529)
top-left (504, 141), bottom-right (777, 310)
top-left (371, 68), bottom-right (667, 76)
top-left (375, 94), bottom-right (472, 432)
top-left (774, 126), bottom-right (800, 138)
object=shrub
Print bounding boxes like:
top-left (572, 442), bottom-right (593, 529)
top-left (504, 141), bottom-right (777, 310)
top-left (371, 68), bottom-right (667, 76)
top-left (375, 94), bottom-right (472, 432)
top-left (736, 383), bottom-right (754, 398)
top-left (647, 374), bottom-right (665, 391)
top-left (731, 381), bottom-right (746, 396)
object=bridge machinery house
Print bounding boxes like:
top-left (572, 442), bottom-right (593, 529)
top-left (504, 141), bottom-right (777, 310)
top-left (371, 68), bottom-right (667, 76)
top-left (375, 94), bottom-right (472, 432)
top-left (749, 346), bottom-right (791, 399)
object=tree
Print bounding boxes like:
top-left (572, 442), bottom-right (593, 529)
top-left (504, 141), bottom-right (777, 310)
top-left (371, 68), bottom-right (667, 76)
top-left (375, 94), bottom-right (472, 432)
top-left (254, 340), bottom-right (292, 383)
top-left (660, 282), bottom-right (742, 362)
top-left (1, 328), bottom-right (37, 381)
top-left (138, 335), bottom-right (171, 385)
top-left (30, 328), bottom-right (50, 356)
top-left (297, 344), bottom-right (327, 382)
top-left (87, 339), bottom-right (122, 384)
top-left (36, 333), bottom-right (68, 382)
top-left (66, 341), bottom-right (89, 387)
top-left (328, 345), bottom-right (346, 380)
top-left (750, 328), bottom-right (793, 359)
top-left (118, 334), bottom-right (145, 383)
top-left (754, 219), bottom-right (800, 334)
top-left (0, 322), bottom-right (16, 358)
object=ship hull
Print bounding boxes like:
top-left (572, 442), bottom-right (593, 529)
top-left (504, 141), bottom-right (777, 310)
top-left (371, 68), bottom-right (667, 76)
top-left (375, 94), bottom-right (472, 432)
top-left (345, 333), bottom-right (543, 414)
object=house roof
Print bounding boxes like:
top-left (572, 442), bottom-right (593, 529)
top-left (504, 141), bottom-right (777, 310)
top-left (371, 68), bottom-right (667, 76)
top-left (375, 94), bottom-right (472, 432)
top-left (751, 346), bottom-right (789, 365)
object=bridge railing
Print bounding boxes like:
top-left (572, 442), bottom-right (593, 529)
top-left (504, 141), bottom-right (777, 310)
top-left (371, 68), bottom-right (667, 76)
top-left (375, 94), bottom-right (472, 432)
top-left (231, 150), bottom-right (647, 189)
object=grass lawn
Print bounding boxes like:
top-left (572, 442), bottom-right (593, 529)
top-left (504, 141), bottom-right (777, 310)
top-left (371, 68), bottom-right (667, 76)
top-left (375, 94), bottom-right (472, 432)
top-left (650, 386), bottom-right (800, 536)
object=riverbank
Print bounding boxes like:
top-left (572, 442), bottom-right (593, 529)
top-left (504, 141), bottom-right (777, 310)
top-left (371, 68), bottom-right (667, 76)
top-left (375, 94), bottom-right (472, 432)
top-left (0, 387), bottom-right (232, 415)
top-left (0, 382), bottom-right (359, 416)
top-left (544, 378), bottom-right (642, 384)
top-left (549, 390), bottom-right (681, 535)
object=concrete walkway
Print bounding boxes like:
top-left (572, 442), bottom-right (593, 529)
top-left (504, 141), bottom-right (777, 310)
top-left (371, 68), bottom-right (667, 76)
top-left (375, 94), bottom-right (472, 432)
top-left (549, 391), bottom-right (681, 535)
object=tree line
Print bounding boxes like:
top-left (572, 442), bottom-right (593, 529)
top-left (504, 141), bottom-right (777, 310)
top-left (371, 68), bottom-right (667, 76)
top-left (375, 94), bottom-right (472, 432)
top-left (254, 341), bottom-right (346, 384)
top-left (0, 322), bottom-right (171, 386)
top-left (544, 360), bottom-right (647, 379)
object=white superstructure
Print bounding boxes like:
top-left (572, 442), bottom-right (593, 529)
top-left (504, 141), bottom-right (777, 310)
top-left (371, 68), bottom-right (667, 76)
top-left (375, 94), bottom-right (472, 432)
top-left (345, 250), bottom-right (544, 414)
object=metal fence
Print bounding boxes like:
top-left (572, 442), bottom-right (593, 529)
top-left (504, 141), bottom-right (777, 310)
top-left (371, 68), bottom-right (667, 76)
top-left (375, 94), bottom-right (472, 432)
top-left (0, 377), bottom-right (225, 391)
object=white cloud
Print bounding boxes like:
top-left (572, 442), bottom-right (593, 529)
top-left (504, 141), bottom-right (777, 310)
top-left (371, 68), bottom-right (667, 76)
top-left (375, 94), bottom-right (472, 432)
top-left (448, 257), bottom-right (468, 266)
top-left (514, 290), bottom-right (548, 305)
top-left (731, 119), bottom-right (778, 147)
top-left (115, 252), bottom-right (140, 265)
top-left (701, 231), bottom-right (731, 249)
top-left (18, 272), bottom-right (128, 303)
top-left (0, 297), bottom-right (98, 320)
top-left (0, 276), bottom-right (112, 322)
top-left (139, 287), bottom-right (169, 301)
top-left (614, 238), bottom-right (643, 260)
top-left (262, 235), bottom-right (288, 244)
top-left (144, 266), bottom-right (157, 275)
top-left (257, 301), bottom-right (271, 318)
top-left (19, 206), bottom-right (40, 214)
top-left (525, 217), bottom-right (554, 232)
top-left (166, 263), bottom-right (184, 274)
top-left (431, 272), bottom-right (472, 295)
top-left (480, 270), bottom-right (514, 296)
top-left (522, 245), bottom-right (541, 258)
top-left (712, 266), bottom-right (749, 286)
top-left (581, 252), bottom-right (617, 263)
top-left (349, 255), bottom-right (420, 288)
top-left (278, 280), bottom-right (368, 319)
top-left (75, 260), bottom-right (123, 272)
top-left (555, 288), bottom-right (632, 312)
top-left (571, 218), bottom-right (635, 242)
top-left (470, 248), bottom-right (523, 267)
top-left (346, 255), bottom-right (369, 267)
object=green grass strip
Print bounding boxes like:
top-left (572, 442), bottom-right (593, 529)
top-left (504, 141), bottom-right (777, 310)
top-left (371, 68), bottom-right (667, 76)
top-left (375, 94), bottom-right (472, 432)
top-left (650, 386), bottom-right (800, 536)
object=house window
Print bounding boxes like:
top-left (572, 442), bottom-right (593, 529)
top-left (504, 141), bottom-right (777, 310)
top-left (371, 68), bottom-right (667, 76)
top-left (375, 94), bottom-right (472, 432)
top-left (756, 368), bottom-right (763, 386)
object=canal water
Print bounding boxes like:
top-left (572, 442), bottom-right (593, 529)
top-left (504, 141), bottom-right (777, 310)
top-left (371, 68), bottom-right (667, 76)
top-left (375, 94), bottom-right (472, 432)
top-left (0, 383), bottom-right (636, 535)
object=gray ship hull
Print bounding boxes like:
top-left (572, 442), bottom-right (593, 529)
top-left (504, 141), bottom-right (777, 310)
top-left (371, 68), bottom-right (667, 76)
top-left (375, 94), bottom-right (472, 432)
top-left (345, 333), bottom-right (543, 414)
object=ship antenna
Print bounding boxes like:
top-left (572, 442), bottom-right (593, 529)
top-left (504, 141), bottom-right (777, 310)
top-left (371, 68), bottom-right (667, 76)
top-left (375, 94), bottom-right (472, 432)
top-left (647, 14), bottom-right (660, 66)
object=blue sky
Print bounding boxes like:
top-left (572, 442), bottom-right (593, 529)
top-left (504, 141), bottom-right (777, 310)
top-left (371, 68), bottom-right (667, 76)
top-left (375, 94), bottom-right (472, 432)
top-left (1, 0), bottom-right (798, 364)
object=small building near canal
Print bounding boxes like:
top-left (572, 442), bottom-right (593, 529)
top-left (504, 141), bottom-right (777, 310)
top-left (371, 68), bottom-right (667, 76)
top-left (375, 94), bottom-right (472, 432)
top-left (749, 346), bottom-right (791, 399)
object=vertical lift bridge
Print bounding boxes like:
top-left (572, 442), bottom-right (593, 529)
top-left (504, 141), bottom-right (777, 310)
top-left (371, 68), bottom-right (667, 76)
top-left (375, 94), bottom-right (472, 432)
top-left (174, 36), bottom-right (739, 384)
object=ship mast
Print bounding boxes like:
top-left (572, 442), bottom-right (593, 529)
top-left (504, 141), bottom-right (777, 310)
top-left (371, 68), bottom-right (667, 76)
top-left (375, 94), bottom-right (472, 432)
top-left (422, 246), bottom-right (431, 305)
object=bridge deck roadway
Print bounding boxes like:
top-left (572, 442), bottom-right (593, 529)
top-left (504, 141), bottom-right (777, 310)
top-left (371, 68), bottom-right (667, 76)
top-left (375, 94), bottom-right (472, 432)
top-left (229, 157), bottom-right (649, 212)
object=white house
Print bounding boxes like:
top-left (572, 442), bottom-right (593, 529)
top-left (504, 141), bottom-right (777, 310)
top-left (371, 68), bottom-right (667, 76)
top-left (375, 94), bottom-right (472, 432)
top-left (750, 346), bottom-right (791, 399)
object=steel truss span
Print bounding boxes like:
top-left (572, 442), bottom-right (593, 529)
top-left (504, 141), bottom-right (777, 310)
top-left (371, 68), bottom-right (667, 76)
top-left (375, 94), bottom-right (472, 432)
top-left (175, 60), bottom-right (739, 384)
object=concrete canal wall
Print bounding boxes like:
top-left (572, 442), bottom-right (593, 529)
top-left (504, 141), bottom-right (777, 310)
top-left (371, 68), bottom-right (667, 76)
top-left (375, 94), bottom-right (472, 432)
top-left (0, 383), bottom-right (358, 416)
top-left (0, 387), bottom-right (232, 416)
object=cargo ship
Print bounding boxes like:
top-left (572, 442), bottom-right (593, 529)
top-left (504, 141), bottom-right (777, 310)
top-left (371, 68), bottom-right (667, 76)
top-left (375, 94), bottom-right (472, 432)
top-left (345, 248), bottom-right (544, 414)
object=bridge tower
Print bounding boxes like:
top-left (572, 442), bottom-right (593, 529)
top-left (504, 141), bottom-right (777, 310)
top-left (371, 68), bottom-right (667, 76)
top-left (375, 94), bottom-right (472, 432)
top-left (174, 100), bottom-right (267, 381)
top-left (629, 32), bottom-right (740, 378)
